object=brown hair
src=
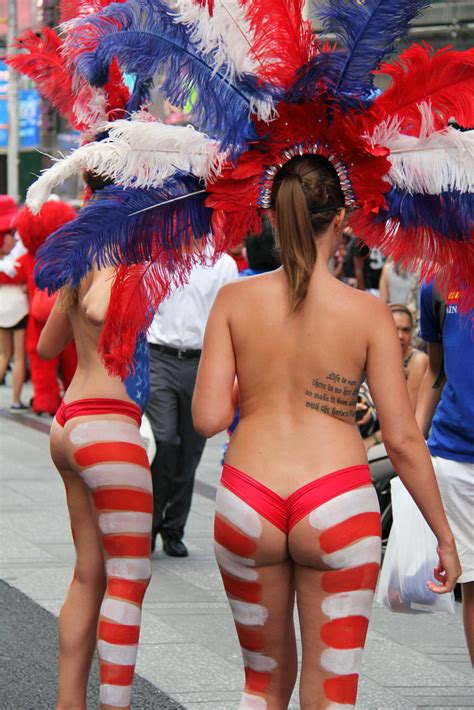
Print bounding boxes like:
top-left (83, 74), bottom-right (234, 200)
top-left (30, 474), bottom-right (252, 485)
top-left (389, 303), bottom-right (414, 326)
top-left (270, 154), bottom-right (345, 311)
top-left (82, 170), bottom-right (115, 192)
top-left (58, 284), bottom-right (79, 311)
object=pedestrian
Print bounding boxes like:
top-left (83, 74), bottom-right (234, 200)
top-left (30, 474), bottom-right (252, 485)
top-left (147, 250), bottom-right (238, 557)
top-left (0, 196), bottom-right (29, 409)
top-left (36, 172), bottom-right (153, 710)
top-left (193, 154), bottom-right (460, 708)
top-left (416, 283), bottom-right (474, 665)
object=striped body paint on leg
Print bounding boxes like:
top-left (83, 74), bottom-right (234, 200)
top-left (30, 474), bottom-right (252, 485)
top-left (71, 420), bottom-right (152, 709)
top-left (215, 486), bottom-right (275, 708)
top-left (309, 485), bottom-right (381, 709)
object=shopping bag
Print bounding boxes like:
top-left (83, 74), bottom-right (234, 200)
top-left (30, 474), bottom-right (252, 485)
top-left (376, 477), bottom-right (455, 614)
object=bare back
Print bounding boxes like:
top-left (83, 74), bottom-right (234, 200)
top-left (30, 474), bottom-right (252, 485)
top-left (224, 268), bottom-right (377, 495)
top-left (44, 268), bottom-right (135, 405)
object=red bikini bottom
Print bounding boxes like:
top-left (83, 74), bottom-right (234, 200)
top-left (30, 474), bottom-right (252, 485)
top-left (221, 462), bottom-right (372, 534)
top-left (55, 397), bottom-right (142, 428)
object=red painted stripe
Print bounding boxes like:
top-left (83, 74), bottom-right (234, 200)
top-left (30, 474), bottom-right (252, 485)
top-left (236, 625), bottom-right (265, 652)
top-left (321, 616), bottom-right (369, 650)
top-left (100, 662), bottom-right (135, 686)
top-left (214, 516), bottom-right (257, 557)
top-left (322, 563), bottom-right (379, 593)
top-left (93, 489), bottom-right (153, 513)
top-left (74, 442), bottom-right (149, 469)
top-left (98, 620), bottom-right (140, 645)
top-left (103, 534), bottom-right (151, 558)
top-left (221, 573), bottom-right (261, 603)
top-left (245, 667), bottom-right (271, 693)
top-left (320, 513), bottom-right (381, 553)
top-left (107, 578), bottom-right (148, 605)
top-left (324, 674), bottom-right (359, 705)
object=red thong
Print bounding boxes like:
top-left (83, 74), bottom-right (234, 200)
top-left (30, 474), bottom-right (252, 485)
top-left (55, 397), bottom-right (142, 428)
top-left (221, 463), bottom-right (371, 534)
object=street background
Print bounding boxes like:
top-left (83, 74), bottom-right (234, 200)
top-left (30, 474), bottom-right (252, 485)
top-left (1, 381), bottom-right (473, 709)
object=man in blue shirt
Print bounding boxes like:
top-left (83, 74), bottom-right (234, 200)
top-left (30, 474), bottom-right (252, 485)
top-left (416, 282), bottom-right (474, 665)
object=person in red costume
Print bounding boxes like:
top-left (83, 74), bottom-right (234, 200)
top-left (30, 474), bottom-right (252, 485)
top-left (3, 200), bottom-right (78, 415)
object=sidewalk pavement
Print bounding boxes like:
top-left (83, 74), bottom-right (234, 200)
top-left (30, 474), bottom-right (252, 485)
top-left (1, 380), bottom-right (473, 709)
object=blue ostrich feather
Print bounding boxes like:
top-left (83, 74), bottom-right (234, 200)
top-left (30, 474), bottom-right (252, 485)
top-left (313, 0), bottom-right (430, 99)
top-left (34, 177), bottom-right (212, 293)
top-left (375, 187), bottom-right (474, 242)
top-left (72, 0), bottom-right (277, 152)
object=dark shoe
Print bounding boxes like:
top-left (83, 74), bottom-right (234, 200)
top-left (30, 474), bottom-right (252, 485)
top-left (162, 538), bottom-right (188, 557)
top-left (10, 402), bottom-right (31, 413)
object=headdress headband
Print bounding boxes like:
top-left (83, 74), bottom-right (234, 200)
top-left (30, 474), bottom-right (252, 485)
top-left (11, 0), bottom-right (474, 379)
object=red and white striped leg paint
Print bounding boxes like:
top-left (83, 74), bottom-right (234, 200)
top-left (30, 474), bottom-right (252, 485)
top-left (215, 486), bottom-right (277, 709)
top-left (71, 421), bottom-right (152, 708)
top-left (309, 485), bottom-right (381, 709)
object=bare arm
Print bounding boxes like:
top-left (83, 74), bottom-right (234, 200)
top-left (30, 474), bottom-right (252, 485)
top-left (192, 286), bottom-right (237, 438)
top-left (366, 303), bottom-right (459, 591)
top-left (81, 265), bottom-right (115, 327)
top-left (37, 297), bottom-right (73, 360)
top-left (406, 351), bottom-right (428, 410)
top-left (415, 343), bottom-right (444, 437)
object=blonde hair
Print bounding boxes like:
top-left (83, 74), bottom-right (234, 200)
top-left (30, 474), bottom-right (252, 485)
top-left (270, 155), bottom-right (345, 311)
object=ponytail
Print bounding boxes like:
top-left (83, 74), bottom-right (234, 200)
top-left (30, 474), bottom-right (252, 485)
top-left (271, 154), bottom-right (345, 312)
top-left (275, 174), bottom-right (316, 311)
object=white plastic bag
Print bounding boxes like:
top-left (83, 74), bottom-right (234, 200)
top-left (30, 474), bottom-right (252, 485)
top-left (376, 477), bottom-right (455, 614)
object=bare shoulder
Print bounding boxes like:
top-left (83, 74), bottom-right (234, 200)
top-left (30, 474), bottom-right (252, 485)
top-left (332, 279), bottom-right (393, 320)
top-left (218, 270), bottom-right (283, 301)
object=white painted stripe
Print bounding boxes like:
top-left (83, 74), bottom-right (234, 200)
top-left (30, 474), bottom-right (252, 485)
top-left (97, 640), bottom-right (138, 666)
top-left (321, 590), bottom-right (374, 620)
top-left (106, 557), bottom-right (152, 581)
top-left (99, 512), bottom-right (152, 534)
top-left (229, 598), bottom-right (268, 627)
top-left (70, 420), bottom-right (143, 446)
top-left (216, 485), bottom-right (263, 538)
top-left (102, 598), bottom-right (142, 626)
top-left (326, 703), bottom-right (356, 710)
top-left (322, 536), bottom-right (381, 569)
top-left (81, 463), bottom-right (151, 491)
top-left (309, 486), bottom-right (379, 530)
top-left (321, 647), bottom-right (363, 676)
top-left (100, 683), bottom-right (132, 708)
top-left (242, 648), bottom-right (277, 672)
top-left (215, 542), bottom-right (258, 581)
top-left (238, 692), bottom-right (267, 709)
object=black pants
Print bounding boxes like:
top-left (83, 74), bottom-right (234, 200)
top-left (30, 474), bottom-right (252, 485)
top-left (146, 349), bottom-right (206, 542)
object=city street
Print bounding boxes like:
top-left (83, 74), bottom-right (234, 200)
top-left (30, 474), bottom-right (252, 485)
top-left (1, 381), bottom-right (473, 709)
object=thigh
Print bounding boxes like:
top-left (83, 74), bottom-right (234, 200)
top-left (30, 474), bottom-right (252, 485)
top-left (12, 327), bottom-right (26, 359)
top-left (215, 484), bottom-right (297, 705)
top-left (290, 484), bottom-right (381, 709)
top-left (146, 353), bottom-right (179, 442)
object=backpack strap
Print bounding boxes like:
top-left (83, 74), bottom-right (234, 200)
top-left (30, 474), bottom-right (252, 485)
top-left (431, 285), bottom-right (446, 389)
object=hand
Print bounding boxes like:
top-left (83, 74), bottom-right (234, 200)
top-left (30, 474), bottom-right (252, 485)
top-left (427, 542), bottom-right (461, 594)
top-left (356, 403), bottom-right (371, 428)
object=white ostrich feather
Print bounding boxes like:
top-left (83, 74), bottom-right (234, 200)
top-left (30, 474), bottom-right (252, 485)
top-left (26, 120), bottom-right (224, 214)
top-left (369, 103), bottom-right (474, 195)
top-left (173, 0), bottom-right (276, 122)
top-left (174, 0), bottom-right (258, 79)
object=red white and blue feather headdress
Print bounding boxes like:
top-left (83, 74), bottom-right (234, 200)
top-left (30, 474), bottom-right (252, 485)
top-left (10, 0), bottom-right (474, 377)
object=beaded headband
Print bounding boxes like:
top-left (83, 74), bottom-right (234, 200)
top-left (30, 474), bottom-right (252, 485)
top-left (257, 143), bottom-right (357, 209)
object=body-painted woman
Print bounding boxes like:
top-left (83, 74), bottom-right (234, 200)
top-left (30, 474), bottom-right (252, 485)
top-left (193, 154), bottom-right (460, 709)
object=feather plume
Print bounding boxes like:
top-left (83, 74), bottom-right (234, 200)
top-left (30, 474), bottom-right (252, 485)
top-left (59, 0), bottom-right (127, 27)
top-left (68, 0), bottom-right (275, 150)
top-left (27, 119), bottom-right (222, 213)
top-left (314, 0), bottom-right (429, 97)
top-left (370, 44), bottom-right (474, 134)
top-left (6, 28), bottom-right (76, 123)
top-left (173, 0), bottom-right (259, 79)
top-left (244, 0), bottom-right (316, 89)
top-left (369, 106), bottom-right (474, 195)
top-left (34, 179), bottom-right (212, 294)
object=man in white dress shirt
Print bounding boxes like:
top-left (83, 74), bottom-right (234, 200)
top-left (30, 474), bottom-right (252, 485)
top-left (146, 251), bottom-right (238, 556)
